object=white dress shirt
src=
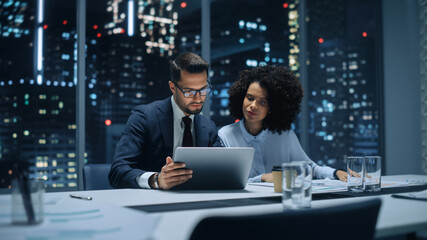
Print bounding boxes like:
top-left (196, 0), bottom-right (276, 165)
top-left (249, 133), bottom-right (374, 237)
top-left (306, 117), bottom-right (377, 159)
top-left (218, 119), bottom-right (335, 183)
top-left (136, 97), bottom-right (195, 189)
top-left (171, 97), bottom-right (195, 157)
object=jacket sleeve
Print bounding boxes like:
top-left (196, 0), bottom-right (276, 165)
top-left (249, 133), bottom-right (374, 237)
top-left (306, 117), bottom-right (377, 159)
top-left (208, 120), bottom-right (223, 147)
top-left (108, 108), bottom-right (148, 188)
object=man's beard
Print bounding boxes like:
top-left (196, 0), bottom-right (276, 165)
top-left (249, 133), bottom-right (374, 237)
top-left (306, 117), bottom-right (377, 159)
top-left (183, 103), bottom-right (204, 115)
top-left (174, 94), bottom-right (204, 115)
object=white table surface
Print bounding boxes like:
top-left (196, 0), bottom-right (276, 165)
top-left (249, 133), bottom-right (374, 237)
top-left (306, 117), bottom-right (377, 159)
top-left (147, 175), bottom-right (427, 239)
top-left (0, 174), bottom-right (426, 240)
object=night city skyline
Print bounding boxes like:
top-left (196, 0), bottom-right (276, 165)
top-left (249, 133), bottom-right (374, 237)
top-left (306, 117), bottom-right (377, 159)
top-left (0, 0), bottom-right (382, 190)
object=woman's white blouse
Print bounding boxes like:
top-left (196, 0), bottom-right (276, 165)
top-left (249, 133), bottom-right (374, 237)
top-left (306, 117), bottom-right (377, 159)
top-left (218, 120), bottom-right (335, 183)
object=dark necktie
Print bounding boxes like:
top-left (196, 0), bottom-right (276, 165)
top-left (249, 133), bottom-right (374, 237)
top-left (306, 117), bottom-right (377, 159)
top-left (182, 116), bottom-right (193, 147)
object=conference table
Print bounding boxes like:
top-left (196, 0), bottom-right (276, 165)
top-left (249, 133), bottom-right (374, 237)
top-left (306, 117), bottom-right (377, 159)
top-left (1, 174), bottom-right (427, 240)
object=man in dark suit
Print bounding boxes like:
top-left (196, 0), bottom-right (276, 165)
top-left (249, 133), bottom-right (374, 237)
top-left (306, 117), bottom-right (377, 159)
top-left (109, 53), bottom-right (221, 190)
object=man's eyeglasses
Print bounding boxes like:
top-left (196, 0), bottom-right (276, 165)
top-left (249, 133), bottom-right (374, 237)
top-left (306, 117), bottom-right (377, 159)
top-left (173, 81), bottom-right (212, 98)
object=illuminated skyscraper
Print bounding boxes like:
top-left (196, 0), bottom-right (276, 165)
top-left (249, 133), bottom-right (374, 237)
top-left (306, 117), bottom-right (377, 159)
top-left (0, 0), bottom-right (34, 80)
top-left (0, 80), bottom-right (77, 188)
top-left (0, 0), bottom-right (80, 189)
top-left (287, 0), bottom-right (301, 76)
top-left (85, 0), bottom-right (177, 163)
top-left (0, 0), bottom-right (33, 37)
top-left (43, 22), bottom-right (77, 86)
top-left (306, 0), bottom-right (381, 169)
top-left (105, 0), bottom-right (177, 57)
top-left (175, 4), bottom-right (201, 54)
top-left (206, 0), bottom-right (292, 127)
top-left (0, 83), bottom-right (21, 188)
top-left (308, 39), bottom-right (378, 168)
top-left (0, 0), bottom-right (35, 188)
top-left (86, 35), bottom-right (150, 163)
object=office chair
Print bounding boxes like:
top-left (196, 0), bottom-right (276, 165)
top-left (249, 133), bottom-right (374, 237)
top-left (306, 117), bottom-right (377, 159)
top-left (82, 164), bottom-right (113, 190)
top-left (190, 199), bottom-right (381, 240)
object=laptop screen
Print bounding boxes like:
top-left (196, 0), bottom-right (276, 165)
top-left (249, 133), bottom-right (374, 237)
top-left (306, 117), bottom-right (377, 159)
top-left (171, 147), bottom-right (255, 190)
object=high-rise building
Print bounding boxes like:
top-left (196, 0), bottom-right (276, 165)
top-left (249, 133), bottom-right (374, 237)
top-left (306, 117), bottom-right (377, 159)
top-left (175, 2), bottom-right (201, 54)
top-left (0, 80), bottom-right (77, 188)
top-left (86, 34), bottom-right (150, 163)
top-left (0, 0), bottom-right (34, 79)
top-left (0, 0), bottom-right (81, 189)
top-left (105, 0), bottom-right (177, 57)
top-left (85, 0), bottom-right (179, 163)
top-left (0, 0), bottom-right (35, 188)
top-left (306, 0), bottom-right (380, 169)
top-left (207, 0), bottom-right (292, 127)
top-left (308, 39), bottom-right (378, 168)
top-left (28, 2), bottom-right (79, 188)
top-left (43, 22), bottom-right (76, 86)
top-left (0, 82), bottom-right (21, 188)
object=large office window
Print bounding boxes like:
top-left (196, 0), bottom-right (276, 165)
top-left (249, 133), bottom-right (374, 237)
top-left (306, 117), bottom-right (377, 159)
top-left (0, 0), bottom-right (78, 190)
top-left (0, 0), bottom-right (383, 190)
top-left (305, 0), bottom-right (382, 170)
top-left (85, 0), bottom-right (200, 165)
top-left (209, 0), bottom-right (294, 127)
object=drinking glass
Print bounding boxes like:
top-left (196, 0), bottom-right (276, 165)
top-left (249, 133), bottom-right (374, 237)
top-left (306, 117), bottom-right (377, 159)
top-left (364, 156), bottom-right (381, 192)
top-left (282, 161), bottom-right (305, 210)
top-left (347, 156), bottom-right (364, 193)
top-left (11, 179), bottom-right (45, 224)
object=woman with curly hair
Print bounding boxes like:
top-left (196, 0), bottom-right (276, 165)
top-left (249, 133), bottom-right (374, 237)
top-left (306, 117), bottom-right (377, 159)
top-left (218, 65), bottom-right (346, 183)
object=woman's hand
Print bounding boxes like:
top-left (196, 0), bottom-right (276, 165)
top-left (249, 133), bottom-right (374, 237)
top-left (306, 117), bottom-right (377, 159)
top-left (261, 173), bottom-right (273, 182)
top-left (336, 170), bottom-right (347, 182)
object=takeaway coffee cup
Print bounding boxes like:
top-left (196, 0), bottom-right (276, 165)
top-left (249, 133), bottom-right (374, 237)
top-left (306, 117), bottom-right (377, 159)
top-left (272, 166), bottom-right (282, 193)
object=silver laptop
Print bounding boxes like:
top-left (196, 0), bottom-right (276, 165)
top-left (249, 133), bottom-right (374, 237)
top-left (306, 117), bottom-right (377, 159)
top-left (171, 147), bottom-right (255, 190)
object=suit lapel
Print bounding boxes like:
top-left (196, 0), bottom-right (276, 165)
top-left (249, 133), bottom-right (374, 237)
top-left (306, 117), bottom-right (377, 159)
top-left (157, 98), bottom-right (211, 148)
top-left (157, 98), bottom-right (174, 153)
top-left (194, 114), bottom-right (209, 147)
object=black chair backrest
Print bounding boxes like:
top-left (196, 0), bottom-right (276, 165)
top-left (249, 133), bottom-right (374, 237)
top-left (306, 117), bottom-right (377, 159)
top-left (82, 164), bottom-right (113, 190)
top-left (190, 199), bottom-right (381, 240)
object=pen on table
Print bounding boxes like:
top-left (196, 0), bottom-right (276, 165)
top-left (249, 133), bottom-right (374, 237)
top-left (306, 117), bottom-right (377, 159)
top-left (312, 182), bottom-right (325, 186)
top-left (69, 194), bottom-right (93, 201)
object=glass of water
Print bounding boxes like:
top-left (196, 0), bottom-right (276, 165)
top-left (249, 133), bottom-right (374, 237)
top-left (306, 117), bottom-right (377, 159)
top-left (347, 156), bottom-right (365, 193)
top-left (282, 161), bottom-right (305, 210)
top-left (11, 179), bottom-right (45, 224)
top-left (364, 156), bottom-right (381, 192)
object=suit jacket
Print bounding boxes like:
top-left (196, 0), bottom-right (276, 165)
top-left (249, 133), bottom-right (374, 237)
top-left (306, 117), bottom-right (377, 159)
top-left (109, 97), bottom-right (221, 188)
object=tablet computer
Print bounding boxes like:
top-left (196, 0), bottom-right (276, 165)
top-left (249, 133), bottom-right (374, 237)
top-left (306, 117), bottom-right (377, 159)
top-left (171, 147), bottom-right (255, 190)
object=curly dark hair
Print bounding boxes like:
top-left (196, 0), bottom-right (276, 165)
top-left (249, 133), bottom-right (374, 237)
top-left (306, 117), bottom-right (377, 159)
top-left (228, 65), bottom-right (303, 133)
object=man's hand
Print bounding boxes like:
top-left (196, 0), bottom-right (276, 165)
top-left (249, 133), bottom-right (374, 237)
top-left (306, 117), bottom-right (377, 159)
top-left (155, 157), bottom-right (193, 190)
top-left (336, 170), bottom-right (348, 182)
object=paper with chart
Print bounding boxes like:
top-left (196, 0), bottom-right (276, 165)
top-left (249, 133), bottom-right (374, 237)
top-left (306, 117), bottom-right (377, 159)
top-left (249, 177), bottom-right (426, 194)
